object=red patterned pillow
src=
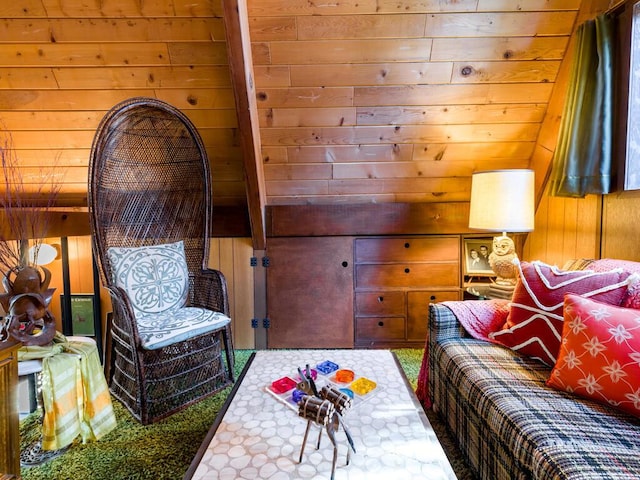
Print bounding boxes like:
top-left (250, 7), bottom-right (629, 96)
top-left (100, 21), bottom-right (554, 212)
top-left (547, 294), bottom-right (640, 417)
top-left (489, 261), bottom-right (632, 366)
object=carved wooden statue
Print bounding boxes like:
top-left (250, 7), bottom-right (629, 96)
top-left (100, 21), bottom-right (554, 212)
top-left (0, 266), bottom-right (56, 346)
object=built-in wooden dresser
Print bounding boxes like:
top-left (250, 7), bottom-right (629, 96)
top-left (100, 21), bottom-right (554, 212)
top-left (354, 236), bottom-right (461, 347)
top-left (0, 338), bottom-right (20, 478)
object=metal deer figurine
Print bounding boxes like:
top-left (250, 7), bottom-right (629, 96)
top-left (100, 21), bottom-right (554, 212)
top-left (296, 364), bottom-right (356, 480)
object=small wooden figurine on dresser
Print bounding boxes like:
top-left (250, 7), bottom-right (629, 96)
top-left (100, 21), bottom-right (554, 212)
top-left (1, 264), bottom-right (57, 347)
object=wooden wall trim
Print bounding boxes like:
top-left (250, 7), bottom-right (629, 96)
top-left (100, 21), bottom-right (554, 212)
top-left (266, 202), bottom-right (472, 237)
top-left (2, 206), bottom-right (251, 240)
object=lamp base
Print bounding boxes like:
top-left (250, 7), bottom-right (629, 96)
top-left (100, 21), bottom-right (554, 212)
top-left (488, 282), bottom-right (516, 300)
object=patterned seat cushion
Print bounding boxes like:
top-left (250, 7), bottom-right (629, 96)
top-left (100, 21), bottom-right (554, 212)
top-left (136, 306), bottom-right (230, 350)
top-left (107, 241), bottom-right (230, 350)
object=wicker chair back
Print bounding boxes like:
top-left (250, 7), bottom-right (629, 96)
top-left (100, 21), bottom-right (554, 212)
top-left (88, 97), bottom-right (234, 424)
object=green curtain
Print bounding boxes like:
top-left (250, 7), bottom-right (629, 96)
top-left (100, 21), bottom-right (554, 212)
top-left (549, 13), bottom-right (615, 197)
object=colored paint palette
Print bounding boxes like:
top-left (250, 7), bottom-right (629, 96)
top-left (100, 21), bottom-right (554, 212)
top-left (265, 358), bottom-right (379, 412)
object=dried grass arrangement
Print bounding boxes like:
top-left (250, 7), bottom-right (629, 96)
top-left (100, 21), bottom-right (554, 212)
top-left (0, 129), bottom-right (62, 344)
top-left (0, 129), bottom-right (61, 272)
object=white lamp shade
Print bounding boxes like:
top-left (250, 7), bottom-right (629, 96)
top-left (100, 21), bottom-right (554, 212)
top-left (468, 169), bottom-right (535, 232)
top-left (28, 243), bottom-right (59, 266)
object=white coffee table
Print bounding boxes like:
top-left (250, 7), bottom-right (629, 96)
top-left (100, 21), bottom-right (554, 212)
top-left (185, 349), bottom-right (456, 480)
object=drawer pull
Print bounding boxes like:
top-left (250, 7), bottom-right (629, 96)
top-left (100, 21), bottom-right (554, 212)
top-left (404, 267), bottom-right (410, 274)
top-left (377, 296), bottom-right (384, 302)
top-left (341, 261), bottom-right (349, 267)
top-left (404, 242), bottom-right (410, 248)
top-left (430, 295), bottom-right (436, 301)
top-left (378, 321), bottom-right (384, 327)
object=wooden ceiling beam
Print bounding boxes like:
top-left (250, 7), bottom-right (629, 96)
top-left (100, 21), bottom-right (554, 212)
top-left (223, 0), bottom-right (266, 249)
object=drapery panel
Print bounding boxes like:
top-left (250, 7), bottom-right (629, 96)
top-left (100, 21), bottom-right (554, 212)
top-left (549, 13), bottom-right (615, 197)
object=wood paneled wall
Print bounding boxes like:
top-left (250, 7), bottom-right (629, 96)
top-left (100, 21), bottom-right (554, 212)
top-left (1, 1), bottom-right (586, 209)
top-left (524, 188), bottom-right (640, 266)
top-left (249, 1), bottom-right (580, 205)
top-left (0, 0), bottom-right (246, 207)
top-left (209, 237), bottom-right (255, 349)
top-left (523, 187), bottom-right (601, 266)
top-left (601, 191), bottom-right (640, 261)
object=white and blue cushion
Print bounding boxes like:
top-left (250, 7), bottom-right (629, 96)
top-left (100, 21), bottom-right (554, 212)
top-left (107, 241), bottom-right (230, 350)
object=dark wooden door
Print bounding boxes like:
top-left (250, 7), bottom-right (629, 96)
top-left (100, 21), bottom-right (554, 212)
top-left (266, 236), bottom-right (354, 348)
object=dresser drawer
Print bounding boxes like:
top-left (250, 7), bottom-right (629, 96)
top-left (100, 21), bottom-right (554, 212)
top-left (355, 317), bottom-right (405, 341)
top-left (356, 263), bottom-right (459, 288)
top-left (355, 237), bottom-right (459, 263)
top-left (355, 291), bottom-right (405, 316)
top-left (407, 290), bottom-right (461, 341)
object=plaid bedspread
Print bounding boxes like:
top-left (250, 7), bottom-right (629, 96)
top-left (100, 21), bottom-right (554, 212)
top-left (427, 303), bottom-right (640, 480)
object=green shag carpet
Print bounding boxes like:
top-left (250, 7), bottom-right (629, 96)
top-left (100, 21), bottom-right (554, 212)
top-left (19, 349), bottom-right (473, 480)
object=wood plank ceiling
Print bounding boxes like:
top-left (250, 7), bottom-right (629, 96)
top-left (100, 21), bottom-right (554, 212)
top-left (0, 0), bottom-right (603, 245)
top-left (248, 0), bottom-right (580, 205)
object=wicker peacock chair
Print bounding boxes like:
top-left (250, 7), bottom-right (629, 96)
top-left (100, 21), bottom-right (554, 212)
top-left (88, 97), bottom-right (234, 425)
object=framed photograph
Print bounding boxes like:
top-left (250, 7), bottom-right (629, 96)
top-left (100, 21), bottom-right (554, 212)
top-left (463, 238), bottom-right (495, 276)
top-left (61, 294), bottom-right (96, 336)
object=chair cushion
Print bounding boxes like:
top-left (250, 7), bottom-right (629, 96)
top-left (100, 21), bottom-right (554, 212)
top-left (107, 241), bottom-right (189, 316)
top-left (107, 241), bottom-right (230, 350)
top-left (137, 307), bottom-right (230, 350)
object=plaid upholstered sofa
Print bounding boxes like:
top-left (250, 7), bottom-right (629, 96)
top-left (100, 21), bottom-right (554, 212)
top-left (418, 259), bottom-right (640, 480)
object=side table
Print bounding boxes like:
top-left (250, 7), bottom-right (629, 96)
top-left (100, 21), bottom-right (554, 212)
top-left (465, 284), bottom-right (514, 301)
top-left (465, 285), bottom-right (493, 300)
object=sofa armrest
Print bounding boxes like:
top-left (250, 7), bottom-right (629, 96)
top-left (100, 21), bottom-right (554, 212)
top-left (428, 302), bottom-right (467, 346)
top-left (416, 302), bottom-right (468, 408)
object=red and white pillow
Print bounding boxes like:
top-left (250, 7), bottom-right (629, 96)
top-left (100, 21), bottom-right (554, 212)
top-left (489, 261), bottom-right (633, 366)
top-left (547, 294), bottom-right (640, 417)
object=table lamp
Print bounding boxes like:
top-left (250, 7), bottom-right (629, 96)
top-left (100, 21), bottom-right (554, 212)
top-left (468, 169), bottom-right (535, 298)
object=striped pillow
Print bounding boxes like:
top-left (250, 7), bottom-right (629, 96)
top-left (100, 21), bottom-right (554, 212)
top-left (490, 261), bottom-right (632, 366)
